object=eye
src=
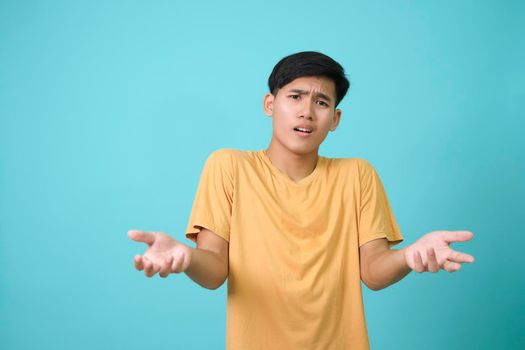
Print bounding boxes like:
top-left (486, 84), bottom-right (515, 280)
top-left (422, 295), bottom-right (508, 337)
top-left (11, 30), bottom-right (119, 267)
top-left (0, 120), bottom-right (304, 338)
top-left (317, 100), bottom-right (329, 107)
top-left (289, 94), bottom-right (300, 100)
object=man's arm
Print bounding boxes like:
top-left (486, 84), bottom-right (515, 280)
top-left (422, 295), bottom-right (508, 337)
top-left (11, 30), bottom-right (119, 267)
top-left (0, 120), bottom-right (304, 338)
top-left (185, 228), bottom-right (229, 290)
top-left (359, 230), bottom-right (475, 291)
top-left (359, 239), bottom-right (411, 291)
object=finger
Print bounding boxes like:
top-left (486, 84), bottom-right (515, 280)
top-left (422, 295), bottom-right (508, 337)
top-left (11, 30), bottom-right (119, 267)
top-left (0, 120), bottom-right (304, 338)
top-left (447, 250), bottom-right (475, 264)
top-left (444, 260), bottom-right (461, 273)
top-left (128, 230), bottom-right (156, 245)
top-left (441, 231), bottom-right (474, 244)
top-left (146, 263), bottom-right (161, 277)
top-left (146, 256), bottom-right (161, 276)
top-left (152, 263), bottom-right (161, 276)
top-left (134, 255), bottom-right (144, 271)
top-left (413, 250), bottom-right (425, 273)
top-left (159, 256), bottom-right (173, 278)
top-left (143, 257), bottom-right (157, 277)
top-left (427, 248), bottom-right (439, 273)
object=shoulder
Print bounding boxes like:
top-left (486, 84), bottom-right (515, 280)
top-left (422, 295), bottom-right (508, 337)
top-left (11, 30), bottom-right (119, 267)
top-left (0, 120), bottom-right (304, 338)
top-left (206, 148), bottom-right (243, 163)
top-left (355, 158), bottom-right (376, 174)
top-left (204, 148), bottom-right (253, 175)
top-left (208, 148), bottom-right (260, 164)
top-left (208, 148), bottom-right (239, 158)
top-left (326, 156), bottom-right (375, 173)
top-left (326, 157), bottom-right (380, 187)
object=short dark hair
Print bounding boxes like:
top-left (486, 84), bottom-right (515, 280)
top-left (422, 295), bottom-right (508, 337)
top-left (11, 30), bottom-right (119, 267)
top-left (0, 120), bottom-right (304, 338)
top-left (267, 51), bottom-right (350, 107)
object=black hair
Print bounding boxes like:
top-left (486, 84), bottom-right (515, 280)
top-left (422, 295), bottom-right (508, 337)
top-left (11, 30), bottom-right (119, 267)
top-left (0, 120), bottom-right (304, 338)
top-left (267, 51), bottom-right (350, 107)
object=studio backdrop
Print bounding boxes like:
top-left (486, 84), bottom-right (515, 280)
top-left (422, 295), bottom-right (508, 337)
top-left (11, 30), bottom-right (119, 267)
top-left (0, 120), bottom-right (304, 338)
top-left (1, 1), bottom-right (523, 349)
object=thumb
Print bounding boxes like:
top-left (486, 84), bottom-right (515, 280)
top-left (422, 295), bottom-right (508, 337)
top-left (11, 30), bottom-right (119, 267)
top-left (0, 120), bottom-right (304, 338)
top-left (128, 230), bottom-right (156, 245)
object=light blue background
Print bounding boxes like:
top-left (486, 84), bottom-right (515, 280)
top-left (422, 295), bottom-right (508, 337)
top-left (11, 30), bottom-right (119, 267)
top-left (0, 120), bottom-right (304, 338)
top-left (1, 1), bottom-right (524, 349)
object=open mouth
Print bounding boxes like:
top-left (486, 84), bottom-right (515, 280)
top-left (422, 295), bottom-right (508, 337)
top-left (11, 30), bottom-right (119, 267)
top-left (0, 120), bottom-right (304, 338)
top-left (293, 127), bottom-right (312, 134)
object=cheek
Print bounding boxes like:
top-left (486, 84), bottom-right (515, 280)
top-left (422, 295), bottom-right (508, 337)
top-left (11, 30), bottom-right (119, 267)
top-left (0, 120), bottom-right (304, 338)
top-left (323, 112), bottom-right (337, 126)
top-left (272, 117), bottom-right (289, 137)
top-left (274, 100), bottom-right (294, 116)
top-left (315, 117), bottom-right (335, 136)
top-left (272, 106), bottom-right (294, 129)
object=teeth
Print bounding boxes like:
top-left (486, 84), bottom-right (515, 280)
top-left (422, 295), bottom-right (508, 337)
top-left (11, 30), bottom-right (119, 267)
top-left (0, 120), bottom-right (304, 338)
top-left (296, 128), bottom-right (311, 133)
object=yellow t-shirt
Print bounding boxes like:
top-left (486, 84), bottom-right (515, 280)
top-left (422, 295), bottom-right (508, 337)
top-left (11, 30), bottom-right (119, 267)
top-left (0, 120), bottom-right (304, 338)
top-left (185, 148), bottom-right (403, 350)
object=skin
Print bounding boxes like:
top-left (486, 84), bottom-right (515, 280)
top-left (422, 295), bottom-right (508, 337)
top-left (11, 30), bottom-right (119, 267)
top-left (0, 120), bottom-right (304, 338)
top-left (128, 75), bottom-right (475, 291)
top-left (262, 76), bottom-right (342, 182)
top-left (360, 231), bottom-right (475, 291)
top-left (128, 228), bottom-right (228, 290)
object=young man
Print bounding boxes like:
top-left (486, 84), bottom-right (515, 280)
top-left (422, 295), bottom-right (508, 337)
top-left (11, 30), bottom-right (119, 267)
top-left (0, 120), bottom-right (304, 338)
top-left (128, 51), bottom-right (475, 349)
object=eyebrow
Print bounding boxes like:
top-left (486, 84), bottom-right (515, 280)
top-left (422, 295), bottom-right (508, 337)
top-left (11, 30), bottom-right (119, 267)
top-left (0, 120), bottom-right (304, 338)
top-left (288, 89), bottom-right (333, 103)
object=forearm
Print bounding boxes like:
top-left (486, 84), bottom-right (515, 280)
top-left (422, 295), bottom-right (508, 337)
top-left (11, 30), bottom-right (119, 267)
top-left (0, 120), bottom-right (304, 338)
top-left (184, 247), bottom-right (228, 290)
top-left (362, 248), bottom-right (412, 291)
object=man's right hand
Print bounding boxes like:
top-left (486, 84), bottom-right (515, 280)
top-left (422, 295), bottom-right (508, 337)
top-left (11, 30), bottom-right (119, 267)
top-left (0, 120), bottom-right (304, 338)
top-left (128, 230), bottom-right (193, 278)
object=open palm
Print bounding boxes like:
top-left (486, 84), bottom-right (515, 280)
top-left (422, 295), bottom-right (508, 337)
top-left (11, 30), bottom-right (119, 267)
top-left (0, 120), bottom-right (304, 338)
top-left (128, 230), bottom-right (192, 277)
top-left (404, 230), bottom-right (475, 273)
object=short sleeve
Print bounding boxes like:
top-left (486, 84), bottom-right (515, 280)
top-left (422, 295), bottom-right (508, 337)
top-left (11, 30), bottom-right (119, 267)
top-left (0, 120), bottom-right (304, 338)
top-left (357, 159), bottom-right (403, 248)
top-left (185, 149), bottom-right (235, 243)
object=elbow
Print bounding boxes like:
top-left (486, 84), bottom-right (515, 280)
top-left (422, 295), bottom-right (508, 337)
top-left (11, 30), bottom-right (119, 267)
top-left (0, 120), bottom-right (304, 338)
top-left (364, 282), bottom-right (385, 291)
top-left (205, 274), bottom-right (228, 290)
top-left (362, 280), bottom-right (382, 291)
top-left (361, 275), bottom-right (386, 291)
top-left (206, 281), bottom-right (224, 290)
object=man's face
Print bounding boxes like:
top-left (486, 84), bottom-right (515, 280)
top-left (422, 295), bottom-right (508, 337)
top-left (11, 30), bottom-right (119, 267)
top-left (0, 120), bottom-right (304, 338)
top-left (263, 76), bottom-right (342, 156)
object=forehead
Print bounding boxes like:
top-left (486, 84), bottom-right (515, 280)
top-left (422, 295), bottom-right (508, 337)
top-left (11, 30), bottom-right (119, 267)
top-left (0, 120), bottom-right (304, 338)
top-left (281, 76), bottom-right (336, 98)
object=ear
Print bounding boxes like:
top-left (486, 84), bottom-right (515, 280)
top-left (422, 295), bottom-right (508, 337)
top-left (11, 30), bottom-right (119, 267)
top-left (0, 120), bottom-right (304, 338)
top-left (263, 92), bottom-right (274, 116)
top-left (329, 109), bottom-right (342, 131)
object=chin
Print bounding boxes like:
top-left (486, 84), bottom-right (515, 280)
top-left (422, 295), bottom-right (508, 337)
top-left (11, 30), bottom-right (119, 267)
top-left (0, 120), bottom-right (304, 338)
top-left (286, 143), bottom-right (319, 156)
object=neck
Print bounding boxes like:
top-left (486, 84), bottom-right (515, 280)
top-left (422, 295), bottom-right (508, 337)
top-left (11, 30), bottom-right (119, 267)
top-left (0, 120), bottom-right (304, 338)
top-left (265, 139), bottom-right (319, 183)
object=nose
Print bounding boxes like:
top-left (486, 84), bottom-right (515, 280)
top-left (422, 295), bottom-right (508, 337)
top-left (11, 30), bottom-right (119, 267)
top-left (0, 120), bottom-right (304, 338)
top-left (299, 98), bottom-right (315, 120)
